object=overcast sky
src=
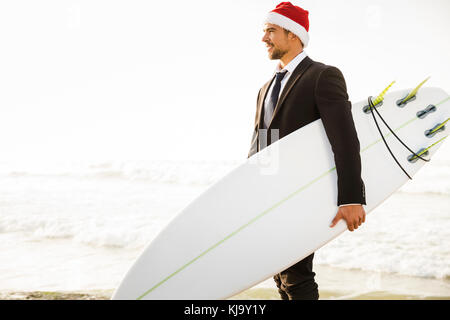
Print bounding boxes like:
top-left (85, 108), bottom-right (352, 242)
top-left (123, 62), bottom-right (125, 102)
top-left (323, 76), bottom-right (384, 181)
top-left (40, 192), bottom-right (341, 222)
top-left (0, 0), bottom-right (449, 161)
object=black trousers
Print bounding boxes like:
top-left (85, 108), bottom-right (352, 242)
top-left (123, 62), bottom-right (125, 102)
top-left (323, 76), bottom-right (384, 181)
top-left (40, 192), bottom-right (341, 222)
top-left (273, 253), bottom-right (319, 300)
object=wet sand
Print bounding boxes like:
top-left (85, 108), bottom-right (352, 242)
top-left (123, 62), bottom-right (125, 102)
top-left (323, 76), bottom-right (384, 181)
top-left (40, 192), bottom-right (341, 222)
top-left (1, 288), bottom-right (448, 300)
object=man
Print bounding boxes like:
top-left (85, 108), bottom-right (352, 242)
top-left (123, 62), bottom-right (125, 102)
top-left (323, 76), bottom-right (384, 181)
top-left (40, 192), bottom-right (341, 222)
top-left (247, 2), bottom-right (367, 300)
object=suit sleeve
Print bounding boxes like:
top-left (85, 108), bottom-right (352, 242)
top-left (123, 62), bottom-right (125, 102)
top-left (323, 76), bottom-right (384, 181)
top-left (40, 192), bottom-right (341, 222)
top-left (314, 66), bottom-right (366, 205)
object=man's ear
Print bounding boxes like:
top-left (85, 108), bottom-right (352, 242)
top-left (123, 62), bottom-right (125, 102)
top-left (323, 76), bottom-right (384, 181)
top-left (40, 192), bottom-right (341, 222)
top-left (289, 33), bottom-right (303, 48)
top-left (288, 32), bottom-right (300, 42)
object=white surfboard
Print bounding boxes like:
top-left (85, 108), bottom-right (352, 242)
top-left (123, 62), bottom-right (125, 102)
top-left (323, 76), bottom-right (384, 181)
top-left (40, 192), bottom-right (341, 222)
top-left (112, 86), bottom-right (449, 300)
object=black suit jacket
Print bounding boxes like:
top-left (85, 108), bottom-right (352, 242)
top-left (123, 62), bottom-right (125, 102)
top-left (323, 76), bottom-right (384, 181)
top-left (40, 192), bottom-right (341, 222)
top-left (247, 56), bottom-right (366, 206)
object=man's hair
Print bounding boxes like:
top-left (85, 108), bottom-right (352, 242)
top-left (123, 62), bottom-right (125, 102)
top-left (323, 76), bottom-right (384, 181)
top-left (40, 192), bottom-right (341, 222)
top-left (282, 28), bottom-right (304, 47)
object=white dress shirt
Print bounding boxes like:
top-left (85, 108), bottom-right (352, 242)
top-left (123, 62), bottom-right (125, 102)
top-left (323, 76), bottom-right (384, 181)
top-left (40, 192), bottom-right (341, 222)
top-left (264, 50), bottom-right (308, 112)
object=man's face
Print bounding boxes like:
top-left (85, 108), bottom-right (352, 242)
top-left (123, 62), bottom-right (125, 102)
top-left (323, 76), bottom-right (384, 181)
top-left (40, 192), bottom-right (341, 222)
top-left (262, 23), bottom-right (289, 60)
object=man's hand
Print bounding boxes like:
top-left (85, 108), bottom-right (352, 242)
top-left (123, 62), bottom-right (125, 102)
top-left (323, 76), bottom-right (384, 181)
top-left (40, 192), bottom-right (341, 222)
top-left (329, 204), bottom-right (366, 231)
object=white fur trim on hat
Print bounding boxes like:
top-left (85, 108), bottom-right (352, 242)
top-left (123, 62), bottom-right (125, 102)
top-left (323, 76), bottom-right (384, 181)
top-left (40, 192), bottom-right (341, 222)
top-left (264, 11), bottom-right (309, 48)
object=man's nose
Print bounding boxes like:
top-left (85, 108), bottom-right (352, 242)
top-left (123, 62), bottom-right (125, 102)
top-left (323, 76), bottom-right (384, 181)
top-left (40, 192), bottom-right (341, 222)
top-left (261, 32), bottom-right (269, 42)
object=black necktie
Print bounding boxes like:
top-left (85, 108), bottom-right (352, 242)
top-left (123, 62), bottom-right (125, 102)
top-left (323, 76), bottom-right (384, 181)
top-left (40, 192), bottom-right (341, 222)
top-left (263, 70), bottom-right (288, 129)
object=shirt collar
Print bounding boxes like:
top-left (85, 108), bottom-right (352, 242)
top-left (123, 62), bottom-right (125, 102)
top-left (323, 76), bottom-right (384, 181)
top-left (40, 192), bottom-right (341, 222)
top-left (275, 50), bottom-right (308, 75)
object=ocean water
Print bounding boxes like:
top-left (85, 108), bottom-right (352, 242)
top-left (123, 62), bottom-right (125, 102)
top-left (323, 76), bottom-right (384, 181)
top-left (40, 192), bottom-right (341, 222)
top-left (0, 155), bottom-right (449, 297)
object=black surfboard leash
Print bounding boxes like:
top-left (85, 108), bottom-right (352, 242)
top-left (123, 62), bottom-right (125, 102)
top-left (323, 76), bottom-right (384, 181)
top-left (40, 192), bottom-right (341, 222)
top-left (367, 96), bottom-right (429, 180)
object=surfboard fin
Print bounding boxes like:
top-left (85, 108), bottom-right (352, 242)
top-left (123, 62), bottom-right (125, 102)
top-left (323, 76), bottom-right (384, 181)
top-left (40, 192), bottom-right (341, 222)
top-left (417, 96), bottom-right (450, 119)
top-left (425, 118), bottom-right (449, 138)
top-left (397, 76), bottom-right (431, 107)
top-left (363, 81), bottom-right (396, 113)
top-left (407, 135), bottom-right (448, 163)
top-left (372, 81), bottom-right (396, 106)
top-left (407, 148), bottom-right (429, 163)
top-left (417, 104), bottom-right (437, 119)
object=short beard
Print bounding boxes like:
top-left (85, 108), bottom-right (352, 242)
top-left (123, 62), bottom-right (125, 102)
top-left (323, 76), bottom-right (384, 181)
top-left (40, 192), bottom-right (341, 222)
top-left (270, 47), bottom-right (288, 60)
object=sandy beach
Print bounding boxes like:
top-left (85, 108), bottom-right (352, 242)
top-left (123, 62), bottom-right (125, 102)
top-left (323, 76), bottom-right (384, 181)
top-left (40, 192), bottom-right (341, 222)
top-left (2, 265), bottom-right (449, 300)
top-left (1, 289), bottom-right (448, 301)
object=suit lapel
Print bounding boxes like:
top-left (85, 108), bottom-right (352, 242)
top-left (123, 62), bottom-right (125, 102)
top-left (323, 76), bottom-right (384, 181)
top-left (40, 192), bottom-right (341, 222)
top-left (267, 56), bottom-right (314, 129)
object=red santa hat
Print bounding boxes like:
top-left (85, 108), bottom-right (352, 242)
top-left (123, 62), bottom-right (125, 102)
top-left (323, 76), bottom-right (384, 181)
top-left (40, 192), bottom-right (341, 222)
top-left (264, 2), bottom-right (310, 48)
